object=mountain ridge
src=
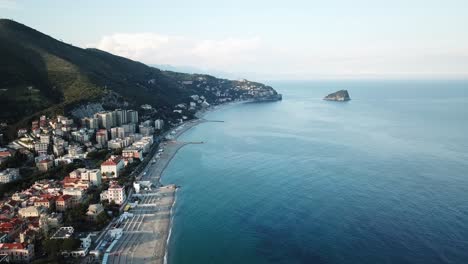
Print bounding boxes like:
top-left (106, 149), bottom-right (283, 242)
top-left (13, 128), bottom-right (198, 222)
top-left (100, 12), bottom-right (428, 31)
top-left (0, 19), bottom-right (279, 139)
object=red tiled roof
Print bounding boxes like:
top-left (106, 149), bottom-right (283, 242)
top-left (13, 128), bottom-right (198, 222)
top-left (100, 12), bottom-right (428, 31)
top-left (56, 195), bottom-right (72, 202)
top-left (0, 243), bottom-right (26, 250)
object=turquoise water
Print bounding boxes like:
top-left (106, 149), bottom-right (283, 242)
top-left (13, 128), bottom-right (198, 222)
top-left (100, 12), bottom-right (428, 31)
top-left (162, 80), bottom-right (468, 264)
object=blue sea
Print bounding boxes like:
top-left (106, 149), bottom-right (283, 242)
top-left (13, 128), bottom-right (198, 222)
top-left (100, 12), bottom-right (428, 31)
top-left (162, 80), bottom-right (468, 264)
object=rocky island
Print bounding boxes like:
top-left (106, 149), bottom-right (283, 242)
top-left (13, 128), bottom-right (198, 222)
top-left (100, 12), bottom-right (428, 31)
top-left (324, 90), bottom-right (351, 101)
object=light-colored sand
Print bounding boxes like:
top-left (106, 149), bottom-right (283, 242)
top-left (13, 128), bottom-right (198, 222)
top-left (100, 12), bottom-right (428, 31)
top-left (107, 119), bottom-right (206, 264)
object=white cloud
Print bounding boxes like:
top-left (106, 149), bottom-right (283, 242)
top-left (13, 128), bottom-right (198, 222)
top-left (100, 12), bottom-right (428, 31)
top-left (0, 0), bottom-right (17, 9)
top-left (93, 33), bottom-right (262, 71)
top-left (91, 32), bottom-right (468, 80)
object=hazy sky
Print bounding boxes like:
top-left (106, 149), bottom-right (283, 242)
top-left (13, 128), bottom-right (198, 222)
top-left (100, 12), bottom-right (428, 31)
top-left (2, 0), bottom-right (468, 80)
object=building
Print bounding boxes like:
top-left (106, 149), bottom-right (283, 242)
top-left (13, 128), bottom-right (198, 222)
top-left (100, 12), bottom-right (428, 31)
top-left (139, 123), bottom-right (154, 136)
top-left (18, 206), bottom-right (41, 218)
top-left (154, 119), bottom-right (164, 130)
top-left (36, 158), bottom-right (53, 172)
top-left (107, 138), bottom-right (129, 150)
top-left (122, 146), bottom-right (144, 160)
top-left (101, 156), bottom-right (124, 178)
top-left (56, 195), bottom-right (73, 212)
top-left (0, 243), bottom-right (34, 262)
top-left (111, 127), bottom-right (125, 139)
top-left (126, 110), bottom-right (138, 124)
top-left (95, 111), bottom-right (114, 129)
top-left (34, 197), bottom-right (54, 209)
top-left (81, 117), bottom-right (98, 130)
top-left (34, 142), bottom-right (48, 154)
top-left (115, 109), bottom-right (127, 126)
top-left (86, 204), bottom-right (104, 221)
top-left (62, 188), bottom-right (84, 204)
top-left (39, 134), bottom-right (50, 144)
top-left (96, 129), bottom-right (108, 147)
top-left (122, 123), bottom-right (136, 135)
top-left (0, 168), bottom-right (19, 184)
top-left (101, 182), bottom-right (126, 205)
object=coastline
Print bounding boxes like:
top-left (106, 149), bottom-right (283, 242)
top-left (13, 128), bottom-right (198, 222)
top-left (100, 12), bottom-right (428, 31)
top-left (131, 105), bottom-right (223, 264)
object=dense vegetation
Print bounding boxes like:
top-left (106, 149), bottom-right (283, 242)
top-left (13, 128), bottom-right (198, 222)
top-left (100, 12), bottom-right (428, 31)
top-left (0, 19), bottom-right (199, 132)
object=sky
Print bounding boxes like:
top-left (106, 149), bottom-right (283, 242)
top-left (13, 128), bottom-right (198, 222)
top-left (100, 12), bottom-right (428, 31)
top-left (1, 0), bottom-right (468, 80)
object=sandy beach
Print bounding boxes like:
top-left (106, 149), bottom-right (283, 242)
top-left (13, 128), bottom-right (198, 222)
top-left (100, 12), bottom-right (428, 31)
top-left (105, 118), bottom-right (208, 264)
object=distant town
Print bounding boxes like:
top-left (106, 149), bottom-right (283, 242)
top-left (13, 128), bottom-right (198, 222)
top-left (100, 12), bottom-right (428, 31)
top-left (0, 79), bottom-right (280, 263)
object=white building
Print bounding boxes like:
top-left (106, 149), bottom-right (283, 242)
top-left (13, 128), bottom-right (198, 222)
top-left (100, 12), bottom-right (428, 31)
top-left (154, 119), bottom-right (164, 130)
top-left (101, 156), bottom-right (125, 178)
top-left (101, 182), bottom-right (126, 205)
top-left (0, 168), bottom-right (19, 184)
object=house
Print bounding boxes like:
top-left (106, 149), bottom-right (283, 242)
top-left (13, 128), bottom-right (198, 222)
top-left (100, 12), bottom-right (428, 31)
top-left (122, 146), bottom-right (143, 160)
top-left (39, 213), bottom-right (62, 232)
top-left (0, 148), bottom-right (11, 158)
top-left (101, 182), bottom-right (126, 205)
top-left (56, 195), bottom-right (73, 212)
top-left (0, 243), bottom-right (34, 262)
top-left (0, 218), bottom-right (24, 240)
top-left (33, 197), bottom-right (53, 210)
top-left (0, 168), bottom-right (20, 184)
top-left (36, 158), bottom-right (53, 172)
top-left (62, 188), bottom-right (84, 204)
top-left (101, 156), bottom-right (124, 178)
top-left (86, 204), bottom-right (104, 221)
top-left (18, 206), bottom-right (40, 218)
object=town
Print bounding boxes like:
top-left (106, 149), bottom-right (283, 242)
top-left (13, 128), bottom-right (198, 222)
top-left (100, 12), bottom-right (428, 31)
top-left (0, 79), bottom-right (281, 263)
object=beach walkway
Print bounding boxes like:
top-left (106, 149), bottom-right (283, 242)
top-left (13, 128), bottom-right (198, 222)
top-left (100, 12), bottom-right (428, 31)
top-left (105, 119), bottom-right (207, 264)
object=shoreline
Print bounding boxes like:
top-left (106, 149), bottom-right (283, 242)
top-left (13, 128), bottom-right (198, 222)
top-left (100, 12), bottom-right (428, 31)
top-left (133, 105), bottom-right (225, 264)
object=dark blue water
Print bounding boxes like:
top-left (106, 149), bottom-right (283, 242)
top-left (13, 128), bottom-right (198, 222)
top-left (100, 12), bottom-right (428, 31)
top-left (162, 80), bottom-right (468, 264)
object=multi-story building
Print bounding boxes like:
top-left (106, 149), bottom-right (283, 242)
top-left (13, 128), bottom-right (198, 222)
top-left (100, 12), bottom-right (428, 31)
top-left (110, 127), bottom-right (126, 139)
top-left (122, 123), bottom-right (136, 135)
top-left (56, 195), bottom-right (73, 212)
top-left (101, 182), bottom-right (126, 205)
top-left (36, 158), bottom-right (53, 172)
top-left (0, 243), bottom-right (34, 262)
top-left (87, 169), bottom-right (102, 186)
top-left (34, 142), bottom-right (48, 154)
top-left (96, 129), bottom-right (108, 147)
top-left (69, 168), bottom-right (101, 186)
top-left (86, 204), bottom-right (104, 221)
top-left (18, 206), bottom-right (41, 218)
top-left (95, 111), bottom-right (114, 129)
top-left (139, 125), bottom-right (154, 136)
top-left (115, 109), bottom-right (127, 125)
top-left (126, 110), bottom-right (138, 124)
top-left (68, 145), bottom-right (83, 157)
top-left (82, 117), bottom-right (99, 130)
top-left (34, 197), bottom-right (54, 210)
top-left (63, 188), bottom-right (84, 205)
top-left (0, 168), bottom-right (19, 184)
top-left (122, 146), bottom-right (144, 160)
top-left (40, 134), bottom-right (50, 144)
top-left (101, 156), bottom-right (124, 178)
top-left (154, 119), bottom-right (164, 130)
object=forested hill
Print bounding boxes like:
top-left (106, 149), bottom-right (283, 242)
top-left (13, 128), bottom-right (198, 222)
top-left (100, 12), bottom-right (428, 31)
top-left (0, 19), bottom-right (278, 134)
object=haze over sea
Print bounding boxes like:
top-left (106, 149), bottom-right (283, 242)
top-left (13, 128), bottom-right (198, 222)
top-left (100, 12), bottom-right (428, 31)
top-left (162, 80), bottom-right (468, 264)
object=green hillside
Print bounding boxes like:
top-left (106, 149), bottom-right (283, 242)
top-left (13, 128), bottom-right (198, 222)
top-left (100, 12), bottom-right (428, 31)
top-left (0, 19), bottom-right (195, 124)
top-left (0, 19), bottom-right (279, 141)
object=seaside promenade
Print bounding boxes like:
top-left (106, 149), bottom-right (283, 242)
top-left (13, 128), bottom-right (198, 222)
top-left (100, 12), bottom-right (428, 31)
top-left (105, 119), bottom-right (207, 264)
